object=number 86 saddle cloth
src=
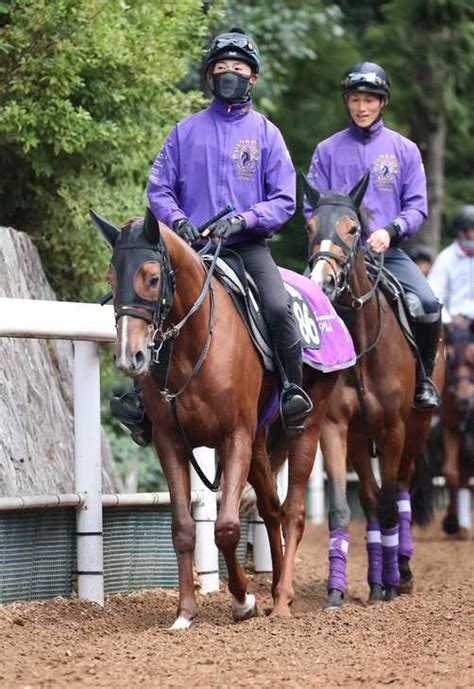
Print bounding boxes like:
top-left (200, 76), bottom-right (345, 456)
top-left (202, 250), bottom-right (356, 375)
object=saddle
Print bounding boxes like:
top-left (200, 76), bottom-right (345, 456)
top-left (366, 255), bottom-right (418, 352)
top-left (202, 248), bottom-right (321, 373)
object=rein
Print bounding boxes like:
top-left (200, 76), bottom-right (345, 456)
top-left (146, 238), bottom-right (224, 492)
top-left (309, 226), bottom-right (385, 325)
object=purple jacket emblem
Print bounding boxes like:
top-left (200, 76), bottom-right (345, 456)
top-left (148, 99), bottom-right (296, 244)
top-left (304, 120), bottom-right (427, 240)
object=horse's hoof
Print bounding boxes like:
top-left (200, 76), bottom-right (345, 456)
top-left (232, 593), bottom-right (257, 622)
top-left (442, 513), bottom-right (459, 535)
top-left (169, 615), bottom-right (195, 630)
top-left (368, 584), bottom-right (384, 604)
top-left (269, 604), bottom-right (292, 618)
top-left (325, 589), bottom-right (343, 610)
top-left (398, 556), bottom-right (414, 594)
top-left (384, 585), bottom-right (400, 602)
top-left (399, 577), bottom-right (414, 594)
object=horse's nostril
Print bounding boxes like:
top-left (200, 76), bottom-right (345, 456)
top-left (134, 351), bottom-right (145, 368)
top-left (323, 275), bottom-right (335, 296)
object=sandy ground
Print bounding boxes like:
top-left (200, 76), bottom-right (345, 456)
top-left (0, 515), bottom-right (472, 689)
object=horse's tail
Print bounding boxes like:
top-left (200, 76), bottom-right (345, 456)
top-left (410, 449), bottom-right (435, 526)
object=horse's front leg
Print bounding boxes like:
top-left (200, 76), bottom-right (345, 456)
top-left (154, 436), bottom-right (197, 630)
top-left (319, 417), bottom-right (351, 610)
top-left (351, 432), bottom-right (383, 603)
top-left (216, 431), bottom-right (256, 622)
top-left (378, 423), bottom-right (406, 602)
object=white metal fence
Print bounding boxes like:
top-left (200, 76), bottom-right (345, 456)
top-left (0, 297), bottom-right (325, 605)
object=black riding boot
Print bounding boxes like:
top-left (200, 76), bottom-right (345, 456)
top-left (110, 380), bottom-right (152, 447)
top-left (277, 340), bottom-right (314, 436)
top-left (414, 316), bottom-right (442, 409)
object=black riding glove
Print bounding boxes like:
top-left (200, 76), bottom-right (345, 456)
top-left (173, 218), bottom-right (200, 244)
top-left (210, 214), bottom-right (246, 240)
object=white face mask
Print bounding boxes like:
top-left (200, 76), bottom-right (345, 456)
top-left (459, 238), bottom-right (474, 252)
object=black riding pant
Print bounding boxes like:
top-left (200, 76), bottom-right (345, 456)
top-left (231, 239), bottom-right (299, 349)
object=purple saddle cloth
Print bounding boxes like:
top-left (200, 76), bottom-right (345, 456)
top-left (280, 267), bottom-right (356, 373)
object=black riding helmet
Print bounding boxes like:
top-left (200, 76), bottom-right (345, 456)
top-left (451, 205), bottom-right (474, 234)
top-left (341, 61), bottom-right (391, 98)
top-left (205, 28), bottom-right (261, 74)
top-left (406, 242), bottom-right (434, 264)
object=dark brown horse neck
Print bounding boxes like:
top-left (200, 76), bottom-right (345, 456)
top-left (346, 251), bottom-right (384, 358)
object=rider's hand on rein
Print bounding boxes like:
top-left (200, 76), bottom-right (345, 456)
top-left (367, 228), bottom-right (391, 253)
top-left (209, 214), bottom-right (246, 240)
top-left (173, 218), bottom-right (201, 244)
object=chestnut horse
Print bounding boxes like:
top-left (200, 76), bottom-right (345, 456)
top-left (440, 318), bottom-right (473, 539)
top-left (92, 208), bottom-right (338, 626)
top-left (303, 174), bottom-right (444, 606)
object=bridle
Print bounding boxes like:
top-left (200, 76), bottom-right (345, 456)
top-left (308, 200), bottom-right (384, 311)
top-left (112, 232), bottom-right (223, 401)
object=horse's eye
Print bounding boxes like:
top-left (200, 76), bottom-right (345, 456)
top-left (149, 276), bottom-right (160, 287)
top-left (348, 226), bottom-right (359, 236)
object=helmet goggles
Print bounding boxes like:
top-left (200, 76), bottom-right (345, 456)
top-left (210, 34), bottom-right (256, 53)
top-left (342, 71), bottom-right (389, 90)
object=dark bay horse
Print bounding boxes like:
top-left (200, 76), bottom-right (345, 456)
top-left (92, 209), bottom-right (338, 626)
top-left (303, 174), bottom-right (444, 606)
top-left (440, 318), bottom-right (473, 539)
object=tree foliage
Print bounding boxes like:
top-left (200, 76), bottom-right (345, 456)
top-left (0, 0), bottom-right (211, 300)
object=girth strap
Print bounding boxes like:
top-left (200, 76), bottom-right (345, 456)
top-left (170, 398), bottom-right (222, 492)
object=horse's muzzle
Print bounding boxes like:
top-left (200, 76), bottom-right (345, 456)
top-left (322, 274), bottom-right (337, 300)
top-left (115, 348), bottom-right (149, 377)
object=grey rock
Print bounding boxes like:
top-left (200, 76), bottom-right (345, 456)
top-left (0, 226), bottom-right (122, 496)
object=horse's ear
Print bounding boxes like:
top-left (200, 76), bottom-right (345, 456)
top-left (300, 172), bottom-right (320, 210)
top-left (349, 171), bottom-right (370, 208)
top-left (90, 210), bottom-right (119, 247)
top-left (143, 207), bottom-right (161, 244)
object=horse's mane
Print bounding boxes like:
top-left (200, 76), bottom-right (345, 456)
top-left (359, 205), bottom-right (371, 236)
top-left (120, 216), bottom-right (144, 231)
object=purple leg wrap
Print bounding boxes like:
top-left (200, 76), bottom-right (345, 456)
top-left (381, 525), bottom-right (400, 587)
top-left (327, 528), bottom-right (349, 593)
top-left (397, 491), bottom-right (413, 558)
top-left (366, 522), bottom-right (383, 586)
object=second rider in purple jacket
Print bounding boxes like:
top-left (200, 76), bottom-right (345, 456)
top-left (304, 62), bottom-right (441, 408)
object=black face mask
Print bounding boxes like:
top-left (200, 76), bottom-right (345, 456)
top-left (212, 71), bottom-right (251, 103)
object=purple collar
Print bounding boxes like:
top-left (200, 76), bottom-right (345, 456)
top-left (348, 118), bottom-right (384, 141)
top-left (210, 98), bottom-right (253, 121)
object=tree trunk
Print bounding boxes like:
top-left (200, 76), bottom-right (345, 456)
top-left (418, 115), bottom-right (446, 252)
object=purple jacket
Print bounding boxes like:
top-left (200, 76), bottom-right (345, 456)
top-left (304, 120), bottom-right (427, 240)
top-left (147, 99), bottom-right (296, 244)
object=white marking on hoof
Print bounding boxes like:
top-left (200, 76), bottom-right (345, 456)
top-left (232, 593), bottom-right (257, 621)
top-left (169, 615), bottom-right (193, 630)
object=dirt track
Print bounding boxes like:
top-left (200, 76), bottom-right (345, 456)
top-left (0, 516), bottom-right (472, 689)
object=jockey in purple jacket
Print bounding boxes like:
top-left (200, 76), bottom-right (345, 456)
top-left (111, 28), bottom-right (313, 444)
top-left (304, 62), bottom-right (441, 408)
